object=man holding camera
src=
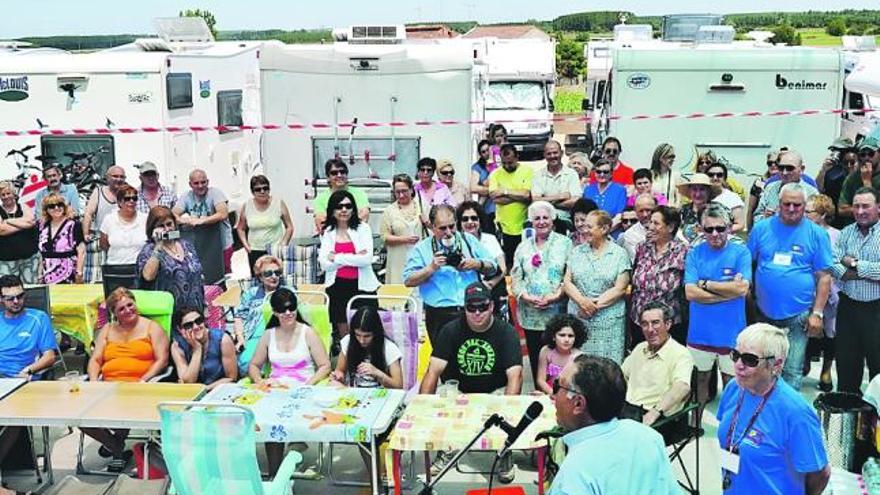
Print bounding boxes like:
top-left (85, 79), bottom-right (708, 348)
top-left (404, 204), bottom-right (498, 343)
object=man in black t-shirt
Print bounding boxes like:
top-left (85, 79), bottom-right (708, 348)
top-left (420, 282), bottom-right (523, 395)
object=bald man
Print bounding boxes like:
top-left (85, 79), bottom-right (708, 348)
top-left (173, 169), bottom-right (233, 272)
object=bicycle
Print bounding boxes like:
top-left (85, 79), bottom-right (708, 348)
top-left (60, 146), bottom-right (108, 206)
top-left (4, 144), bottom-right (43, 191)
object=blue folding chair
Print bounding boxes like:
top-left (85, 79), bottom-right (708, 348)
top-left (158, 402), bottom-right (302, 495)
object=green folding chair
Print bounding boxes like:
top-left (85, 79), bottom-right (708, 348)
top-left (158, 402), bottom-right (302, 495)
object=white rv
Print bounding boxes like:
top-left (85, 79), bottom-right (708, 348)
top-left (0, 18), bottom-right (263, 209)
top-left (260, 26), bottom-right (483, 236)
top-left (840, 36), bottom-right (880, 141)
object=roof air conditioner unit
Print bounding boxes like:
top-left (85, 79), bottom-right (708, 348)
top-left (153, 17), bottom-right (215, 44)
top-left (347, 25), bottom-right (406, 44)
top-left (695, 25), bottom-right (735, 45)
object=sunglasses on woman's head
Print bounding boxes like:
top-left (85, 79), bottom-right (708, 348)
top-left (180, 315), bottom-right (205, 330)
top-left (252, 186), bottom-right (270, 193)
top-left (730, 349), bottom-right (774, 368)
top-left (261, 269), bottom-right (283, 278)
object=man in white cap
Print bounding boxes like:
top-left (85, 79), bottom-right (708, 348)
top-left (135, 161), bottom-right (175, 214)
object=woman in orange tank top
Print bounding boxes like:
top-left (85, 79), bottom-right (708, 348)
top-left (81, 287), bottom-right (169, 472)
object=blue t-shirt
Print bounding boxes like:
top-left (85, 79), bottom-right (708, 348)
top-left (747, 217), bottom-right (833, 320)
top-left (717, 379), bottom-right (827, 495)
top-left (685, 242), bottom-right (752, 348)
top-left (583, 182), bottom-right (627, 217)
top-left (765, 173), bottom-right (818, 188)
top-left (471, 162), bottom-right (495, 214)
top-left (402, 232), bottom-right (495, 308)
top-left (0, 309), bottom-right (56, 378)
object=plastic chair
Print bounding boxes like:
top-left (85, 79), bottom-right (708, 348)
top-left (158, 402), bottom-right (302, 495)
top-left (651, 367), bottom-right (702, 495)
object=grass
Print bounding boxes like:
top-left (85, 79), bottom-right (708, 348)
top-left (798, 28), bottom-right (843, 46)
top-left (554, 89), bottom-right (583, 113)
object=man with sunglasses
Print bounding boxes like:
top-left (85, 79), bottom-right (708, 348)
top-left (489, 144), bottom-right (533, 271)
top-left (748, 182), bottom-right (833, 391)
top-left (173, 169), bottom-right (234, 273)
top-left (420, 282), bottom-right (522, 482)
top-left (754, 150), bottom-right (819, 222)
top-left (312, 158), bottom-right (370, 232)
top-left (816, 138), bottom-right (856, 228)
top-left (829, 186), bottom-right (880, 393)
top-left (587, 136), bottom-right (634, 186)
top-left (618, 193), bottom-right (657, 260)
top-left (550, 355), bottom-right (678, 495)
top-left (838, 134), bottom-right (880, 222)
top-left (532, 140), bottom-right (581, 234)
top-left (685, 203), bottom-right (752, 413)
top-left (34, 163), bottom-right (82, 216)
top-left (134, 161), bottom-right (175, 214)
top-left (403, 205), bottom-right (497, 342)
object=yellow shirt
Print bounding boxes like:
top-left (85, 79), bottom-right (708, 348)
top-left (621, 338), bottom-right (693, 415)
top-left (488, 164), bottom-right (534, 235)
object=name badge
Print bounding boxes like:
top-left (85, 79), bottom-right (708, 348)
top-left (772, 252), bottom-right (792, 266)
top-left (719, 449), bottom-right (740, 474)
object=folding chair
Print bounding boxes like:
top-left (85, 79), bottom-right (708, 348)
top-left (326, 294), bottom-right (420, 489)
top-left (158, 402), bottom-right (302, 495)
top-left (652, 367), bottom-right (701, 495)
top-left (100, 264), bottom-right (139, 298)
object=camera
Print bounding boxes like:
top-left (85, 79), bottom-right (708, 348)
top-left (444, 251), bottom-right (463, 268)
top-left (436, 235), bottom-right (464, 268)
top-left (159, 230), bottom-right (181, 241)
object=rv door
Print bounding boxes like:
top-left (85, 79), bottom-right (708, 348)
top-left (171, 133), bottom-right (195, 177)
top-left (841, 89), bottom-right (868, 140)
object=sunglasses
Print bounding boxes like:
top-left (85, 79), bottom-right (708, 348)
top-left (460, 215), bottom-right (480, 222)
top-left (730, 349), bottom-right (775, 368)
top-left (621, 217), bottom-right (638, 224)
top-left (440, 170), bottom-right (455, 176)
top-left (707, 172), bottom-right (725, 179)
top-left (46, 203), bottom-right (65, 210)
top-left (702, 225), bottom-right (727, 234)
top-left (859, 149), bottom-right (876, 157)
top-left (122, 196), bottom-right (138, 202)
top-left (252, 186), bottom-right (270, 193)
top-left (336, 202), bottom-right (353, 211)
top-left (777, 165), bottom-right (797, 172)
top-left (766, 161), bottom-right (777, 167)
top-left (275, 304), bottom-right (297, 314)
top-left (328, 169), bottom-right (348, 177)
top-left (781, 201), bottom-right (804, 208)
top-left (603, 148), bottom-right (619, 155)
top-left (552, 380), bottom-right (582, 397)
top-left (261, 269), bottom-right (283, 279)
top-left (0, 292), bottom-right (24, 302)
top-left (180, 315), bottom-right (205, 330)
top-left (465, 302), bottom-right (491, 313)
top-left (418, 167), bottom-right (435, 173)
top-left (595, 169), bottom-right (611, 175)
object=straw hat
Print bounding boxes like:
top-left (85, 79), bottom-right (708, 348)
top-left (676, 173), bottom-right (720, 197)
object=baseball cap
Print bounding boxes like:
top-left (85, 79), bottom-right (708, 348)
top-left (137, 161), bottom-right (158, 174)
top-left (829, 137), bottom-right (854, 151)
top-left (464, 282), bottom-right (491, 304)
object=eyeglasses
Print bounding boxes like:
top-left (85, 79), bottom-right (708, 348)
top-left (0, 292), bottom-right (24, 302)
top-left (191, 180), bottom-right (208, 186)
top-left (394, 189), bottom-right (411, 196)
top-left (603, 148), bottom-right (619, 155)
top-left (275, 304), bottom-right (297, 314)
top-left (46, 203), bottom-right (64, 210)
top-left (707, 172), bottom-right (725, 179)
top-left (465, 302), bottom-right (491, 313)
top-left (460, 215), bottom-right (480, 222)
top-left (180, 315), bottom-right (205, 330)
top-left (777, 165), bottom-right (797, 172)
top-left (552, 380), bottom-right (582, 397)
top-left (261, 269), bottom-right (283, 279)
top-left (621, 217), bottom-right (638, 225)
top-left (702, 225), bottom-right (727, 234)
top-left (328, 169), bottom-right (347, 177)
top-left (336, 202), bottom-right (353, 211)
top-left (418, 167), bottom-right (435, 173)
top-left (766, 161), bottom-right (777, 167)
top-left (122, 196), bottom-right (138, 202)
top-left (252, 186), bottom-right (270, 193)
top-left (440, 170), bottom-right (455, 176)
top-left (730, 349), bottom-right (775, 368)
top-left (595, 169), bottom-right (611, 175)
top-left (479, 148), bottom-right (490, 154)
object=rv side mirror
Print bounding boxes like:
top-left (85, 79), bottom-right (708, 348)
top-left (548, 98), bottom-right (555, 112)
top-left (582, 98), bottom-right (593, 111)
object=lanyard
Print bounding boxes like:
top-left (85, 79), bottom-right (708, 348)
top-left (724, 380), bottom-right (776, 453)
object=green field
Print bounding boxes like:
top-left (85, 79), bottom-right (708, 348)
top-left (554, 89), bottom-right (583, 113)
top-left (798, 28), bottom-right (843, 46)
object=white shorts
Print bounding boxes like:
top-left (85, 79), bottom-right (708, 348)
top-left (688, 346), bottom-right (735, 376)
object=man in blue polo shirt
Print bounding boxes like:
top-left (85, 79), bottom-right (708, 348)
top-left (685, 203), bottom-right (752, 416)
top-left (748, 183), bottom-right (833, 391)
top-left (0, 275), bottom-right (56, 379)
top-left (403, 204), bottom-right (497, 343)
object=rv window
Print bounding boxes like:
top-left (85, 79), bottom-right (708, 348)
top-left (849, 91), bottom-right (865, 111)
top-left (217, 90), bottom-right (243, 133)
top-left (166, 73), bottom-right (193, 110)
top-left (595, 80), bottom-right (607, 109)
top-left (41, 135), bottom-right (115, 178)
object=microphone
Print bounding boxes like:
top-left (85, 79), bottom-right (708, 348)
top-left (497, 401), bottom-right (544, 458)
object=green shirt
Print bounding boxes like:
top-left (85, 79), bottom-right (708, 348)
top-left (313, 186), bottom-right (371, 215)
top-left (488, 164), bottom-right (534, 235)
top-left (839, 171), bottom-right (880, 206)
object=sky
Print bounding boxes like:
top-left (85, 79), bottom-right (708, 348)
top-left (2, 1), bottom-right (879, 38)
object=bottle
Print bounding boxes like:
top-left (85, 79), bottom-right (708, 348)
top-left (864, 457), bottom-right (880, 495)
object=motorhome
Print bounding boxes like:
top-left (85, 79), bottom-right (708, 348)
top-left (840, 36), bottom-right (880, 141)
top-left (0, 18), bottom-right (263, 209)
top-left (259, 25), bottom-right (483, 236)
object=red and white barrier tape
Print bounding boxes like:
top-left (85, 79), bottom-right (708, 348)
top-left (0, 107), bottom-right (871, 137)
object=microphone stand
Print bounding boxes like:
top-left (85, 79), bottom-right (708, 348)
top-left (418, 413), bottom-right (511, 495)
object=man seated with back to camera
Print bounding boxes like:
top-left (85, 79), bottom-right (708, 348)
top-left (403, 205), bottom-right (498, 343)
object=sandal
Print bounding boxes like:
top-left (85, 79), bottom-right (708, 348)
top-left (106, 450), bottom-right (133, 473)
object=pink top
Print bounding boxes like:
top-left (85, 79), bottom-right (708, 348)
top-left (626, 192), bottom-right (668, 208)
top-left (546, 348), bottom-right (576, 386)
top-left (334, 241), bottom-right (358, 279)
top-left (415, 181), bottom-right (453, 209)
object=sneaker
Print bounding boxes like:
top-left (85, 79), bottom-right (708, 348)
top-left (429, 450), bottom-right (456, 476)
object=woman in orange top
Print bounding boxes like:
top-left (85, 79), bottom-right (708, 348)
top-left (82, 287), bottom-right (169, 472)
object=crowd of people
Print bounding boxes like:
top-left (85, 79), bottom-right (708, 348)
top-left (3, 123), bottom-right (880, 493)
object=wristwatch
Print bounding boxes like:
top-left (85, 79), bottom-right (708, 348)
top-left (811, 310), bottom-right (824, 319)
top-left (852, 259), bottom-right (859, 270)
